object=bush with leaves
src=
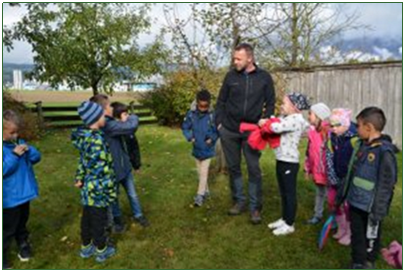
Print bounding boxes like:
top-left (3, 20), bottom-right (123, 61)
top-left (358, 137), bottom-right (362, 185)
top-left (3, 91), bottom-right (42, 141)
top-left (141, 70), bottom-right (224, 127)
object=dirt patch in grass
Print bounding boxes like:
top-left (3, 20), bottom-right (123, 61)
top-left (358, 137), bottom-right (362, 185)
top-left (10, 91), bottom-right (140, 103)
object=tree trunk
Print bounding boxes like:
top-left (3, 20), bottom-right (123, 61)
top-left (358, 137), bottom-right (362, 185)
top-left (291, 3), bottom-right (299, 67)
top-left (91, 83), bottom-right (99, 96)
top-left (214, 4), bottom-right (242, 175)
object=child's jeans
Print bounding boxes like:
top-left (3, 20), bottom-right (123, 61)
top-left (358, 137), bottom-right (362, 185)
top-left (112, 172), bottom-right (143, 219)
top-left (314, 184), bottom-right (327, 219)
top-left (3, 202), bottom-right (30, 261)
top-left (195, 158), bottom-right (211, 195)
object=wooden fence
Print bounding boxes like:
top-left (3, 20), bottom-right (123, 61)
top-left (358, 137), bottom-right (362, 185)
top-left (29, 101), bottom-right (157, 128)
top-left (275, 61), bottom-right (402, 146)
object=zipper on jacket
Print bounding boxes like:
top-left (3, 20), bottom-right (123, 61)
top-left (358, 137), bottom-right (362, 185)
top-left (243, 74), bottom-right (249, 117)
top-left (121, 136), bottom-right (127, 170)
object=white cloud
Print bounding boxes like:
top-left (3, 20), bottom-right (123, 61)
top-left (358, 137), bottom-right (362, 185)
top-left (373, 47), bottom-right (393, 60)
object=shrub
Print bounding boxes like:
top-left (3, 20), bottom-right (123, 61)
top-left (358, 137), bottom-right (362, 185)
top-left (141, 70), bottom-right (224, 126)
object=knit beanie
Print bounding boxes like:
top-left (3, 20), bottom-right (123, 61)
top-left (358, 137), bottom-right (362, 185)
top-left (330, 108), bottom-right (352, 127)
top-left (78, 101), bottom-right (104, 126)
top-left (311, 103), bottom-right (331, 121)
top-left (287, 92), bottom-right (311, 111)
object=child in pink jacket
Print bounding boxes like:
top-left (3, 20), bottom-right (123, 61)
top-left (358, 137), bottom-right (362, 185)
top-left (304, 103), bottom-right (331, 225)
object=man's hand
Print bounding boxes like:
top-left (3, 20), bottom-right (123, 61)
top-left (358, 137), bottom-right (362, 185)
top-left (217, 124), bottom-right (222, 131)
top-left (258, 119), bottom-right (268, 128)
top-left (75, 181), bottom-right (84, 189)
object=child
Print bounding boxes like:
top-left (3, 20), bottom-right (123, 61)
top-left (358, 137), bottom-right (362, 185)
top-left (304, 103), bottom-right (331, 225)
top-left (72, 101), bottom-right (116, 263)
top-left (3, 110), bottom-right (41, 269)
top-left (111, 102), bottom-right (142, 172)
top-left (90, 95), bottom-right (149, 231)
top-left (182, 90), bottom-right (219, 207)
top-left (336, 107), bottom-right (398, 269)
top-left (267, 92), bottom-right (310, 236)
top-left (327, 108), bottom-right (358, 246)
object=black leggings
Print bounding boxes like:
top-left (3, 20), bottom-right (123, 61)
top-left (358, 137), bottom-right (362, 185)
top-left (81, 206), bottom-right (108, 250)
top-left (276, 161), bottom-right (299, 226)
top-left (3, 202), bottom-right (30, 261)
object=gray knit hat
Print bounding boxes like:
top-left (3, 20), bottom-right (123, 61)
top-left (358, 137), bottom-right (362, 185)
top-left (311, 103), bottom-right (331, 121)
top-left (78, 101), bottom-right (104, 126)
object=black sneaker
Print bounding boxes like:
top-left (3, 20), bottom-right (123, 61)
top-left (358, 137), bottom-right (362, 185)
top-left (18, 242), bottom-right (32, 262)
top-left (3, 259), bottom-right (12, 270)
top-left (350, 263), bottom-right (366, 269)
top-left (250, 210), bottom-right (262, 225)
top-left (112, 217), bottom-right (126, 234)
top-left (134, 216), bottom-right (150, 227)
top-left (228, 203), bottom-right (246, 216)
top-left (364, 261), bottom-right (376, 269)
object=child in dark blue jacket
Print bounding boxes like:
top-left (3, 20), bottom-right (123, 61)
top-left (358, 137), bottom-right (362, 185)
top-left (182, 90), bottom-right (219, 207)
top-left (336, 107), bottom-right (398, 269)
top-left (3, 110), bottom-right (41, 269)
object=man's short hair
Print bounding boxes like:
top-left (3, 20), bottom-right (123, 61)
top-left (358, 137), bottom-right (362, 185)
top-left (90, 94), bottom-right (110, 109)
top-left (196, 89), bottom-right (211, 103)
top-left (3, 109), bottom-right (21, 127)
top-left (235, 43), bottom-right (254, 57)
top-left (356, 107), bottom-right (387, 132)
top-left (111, 102), bottom-right (129, 119)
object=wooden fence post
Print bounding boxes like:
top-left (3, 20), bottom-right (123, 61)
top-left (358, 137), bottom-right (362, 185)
top-left (34, 101), bottom-right (44, 128)
top-left (129, 101), bottom-right (135, 114)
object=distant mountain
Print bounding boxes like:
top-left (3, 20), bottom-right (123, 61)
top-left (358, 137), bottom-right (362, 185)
top-left (3, 63), bottom-right (34, 84)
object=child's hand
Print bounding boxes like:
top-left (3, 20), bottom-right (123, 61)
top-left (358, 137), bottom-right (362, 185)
top-left (75, 181), bottom-right (84, 188)
top-left (13, 145), bottom-right (27, 156)
top-left (191, 138), bottom-right (195, 143)
top-left (258, 119), bottom-right (267, 128)
top-left (206, 139), bottom-right (212, 145)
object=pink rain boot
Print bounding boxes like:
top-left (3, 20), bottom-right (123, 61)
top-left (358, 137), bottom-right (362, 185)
top-left (333, 214), bottom-right (346, 240)
top-left (338, 219), bottom-right (351, 246)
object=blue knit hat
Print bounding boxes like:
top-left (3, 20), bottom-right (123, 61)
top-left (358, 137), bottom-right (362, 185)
top-left (78, 101), bottom-right (104, 126)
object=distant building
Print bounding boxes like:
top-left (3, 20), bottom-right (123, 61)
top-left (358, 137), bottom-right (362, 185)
top-left (13, 70), bottom-right (23, 90)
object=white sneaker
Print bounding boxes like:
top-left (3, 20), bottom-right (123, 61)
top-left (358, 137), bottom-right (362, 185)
top-left (268, 218), bottom-right (285, 230)
top-left (273, 223), bottom-right (295, 236)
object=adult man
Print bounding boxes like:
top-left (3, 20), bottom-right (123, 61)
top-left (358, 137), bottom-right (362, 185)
top-left (215, 43), bottom-right (275, 224)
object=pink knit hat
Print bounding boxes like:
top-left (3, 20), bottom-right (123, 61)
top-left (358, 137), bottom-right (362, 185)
top-left (330, 108), bottom-right (352, 127)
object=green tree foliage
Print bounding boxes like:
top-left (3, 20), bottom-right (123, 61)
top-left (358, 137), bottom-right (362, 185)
top-left (4, 3), bottom-right (166, 95)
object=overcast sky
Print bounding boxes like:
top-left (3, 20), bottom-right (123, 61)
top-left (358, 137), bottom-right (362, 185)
top-left (2, 3), bottom-right (403, 64)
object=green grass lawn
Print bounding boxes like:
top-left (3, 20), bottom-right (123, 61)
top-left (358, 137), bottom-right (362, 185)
top-left (11, 126), bottom-right (402, 269)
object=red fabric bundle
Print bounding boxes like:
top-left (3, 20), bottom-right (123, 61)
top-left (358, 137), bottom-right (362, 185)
top-left (239, 118), bottom-right (281, 151)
